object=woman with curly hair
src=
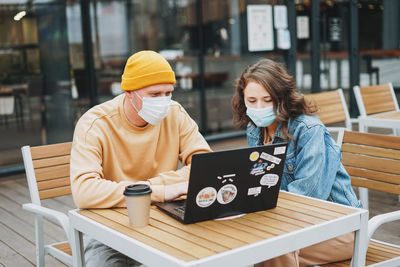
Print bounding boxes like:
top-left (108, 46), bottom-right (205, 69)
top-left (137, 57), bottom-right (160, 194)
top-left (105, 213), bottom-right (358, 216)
top-left (232, 58), bottom-right (361, 267)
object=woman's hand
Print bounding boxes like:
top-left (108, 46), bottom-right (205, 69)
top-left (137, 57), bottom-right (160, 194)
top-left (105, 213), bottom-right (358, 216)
top-left (164, 182), bottom-right (188, 202)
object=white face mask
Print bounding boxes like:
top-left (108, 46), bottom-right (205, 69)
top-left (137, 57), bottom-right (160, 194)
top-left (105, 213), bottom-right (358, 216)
top-left (245, 104), bottom-right (276, 128)
top-left (130, 91), bottom-right (171, 125)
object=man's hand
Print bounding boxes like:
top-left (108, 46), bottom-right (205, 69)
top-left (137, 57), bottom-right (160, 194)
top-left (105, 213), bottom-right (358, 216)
top-left (164, 182), bottom-right (188, 202)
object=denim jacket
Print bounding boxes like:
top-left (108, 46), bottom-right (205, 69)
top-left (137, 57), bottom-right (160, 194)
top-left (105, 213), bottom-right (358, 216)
top-left (247, 114), bottom-right (361, 208)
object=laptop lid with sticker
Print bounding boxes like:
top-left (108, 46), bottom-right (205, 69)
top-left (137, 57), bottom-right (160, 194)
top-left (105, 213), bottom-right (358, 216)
top-left (183, 142), bottom-right (288, 224)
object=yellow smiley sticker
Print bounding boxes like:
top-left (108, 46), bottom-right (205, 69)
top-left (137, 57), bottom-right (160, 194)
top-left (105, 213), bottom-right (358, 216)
top-left (249, 151), bottom-right (260, 161)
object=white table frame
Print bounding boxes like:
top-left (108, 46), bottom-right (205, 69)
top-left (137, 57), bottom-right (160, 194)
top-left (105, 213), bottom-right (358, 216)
top-left (69, 193), bottom-right (368, 267)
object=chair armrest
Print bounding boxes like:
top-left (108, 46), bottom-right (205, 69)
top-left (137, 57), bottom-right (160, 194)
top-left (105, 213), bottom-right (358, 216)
top-left (368, 210), bottom-right (400, 241)
top-left (22, 203), bottom-right (70, 240)
top-left (326, 127), bottom-right (346, 145)
top-left (326, 127), bottom-right (348, 132)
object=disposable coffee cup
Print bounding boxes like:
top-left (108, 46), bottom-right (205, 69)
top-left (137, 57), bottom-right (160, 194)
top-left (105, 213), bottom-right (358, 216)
top-left (124, 184), bottom-right (152, 227)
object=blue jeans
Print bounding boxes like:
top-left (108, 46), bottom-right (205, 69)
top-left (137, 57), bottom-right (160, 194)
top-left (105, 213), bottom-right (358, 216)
top-left (83, 235), bottom-right (144, 267)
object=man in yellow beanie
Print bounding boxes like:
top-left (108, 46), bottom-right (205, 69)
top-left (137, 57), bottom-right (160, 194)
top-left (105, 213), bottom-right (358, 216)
top-left (70, 51), bottom-right (211, 266)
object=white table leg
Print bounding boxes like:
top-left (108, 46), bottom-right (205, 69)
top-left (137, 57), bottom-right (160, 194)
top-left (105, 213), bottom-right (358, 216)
top-left (70, 227), bottom-right (85, 267)
top-left (351, 211), bottom-right (368, 267)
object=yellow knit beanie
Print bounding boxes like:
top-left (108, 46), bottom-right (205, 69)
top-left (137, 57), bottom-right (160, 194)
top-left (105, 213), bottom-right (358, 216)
top-left (121, 51), bottom-right (176, 91)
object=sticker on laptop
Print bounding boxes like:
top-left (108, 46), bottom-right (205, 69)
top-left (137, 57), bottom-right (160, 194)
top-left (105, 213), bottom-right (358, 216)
top-left (260, 174), bottom-right (279, 188)
top-left (217, 174), bottom-right (236, 183)
top-left (250, 159), bottom-right (268, 176)
top-left (266, 163), bottom-right (275, 171)
top-left (249, 151), bottom-right (260, 161)
top-left (274, 146), bottom-right (286, 155)
top-left (260, 152), bottom-right (281, 164)
top-left (248, 186), bottom-right (262, 197)
top-left (196, 187), bottom-right (217, 208)
top-left (217, 184), bottom-right (237, 204)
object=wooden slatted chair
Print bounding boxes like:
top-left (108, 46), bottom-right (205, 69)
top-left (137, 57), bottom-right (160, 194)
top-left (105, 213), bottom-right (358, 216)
top-left (353, 82), bottom-right (400, 134)
top-left (353, 82), bottom-right (400, 207)
top-left (21, 142), bottom-right (73, 267)
top-left (305, 88), bottom-right (352, 144)
top-left (323, 131), bottom-right (400, 267)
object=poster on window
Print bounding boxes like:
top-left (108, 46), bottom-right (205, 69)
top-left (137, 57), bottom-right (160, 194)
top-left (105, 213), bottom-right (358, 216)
top-left (273, 5), bottom-right (288, 29)
top-left (277, 29), bottom-right (291, 49)
top-left (297, 16), bottom-right (310, 39)
top-left (247, 5), bottom-right (274, 52)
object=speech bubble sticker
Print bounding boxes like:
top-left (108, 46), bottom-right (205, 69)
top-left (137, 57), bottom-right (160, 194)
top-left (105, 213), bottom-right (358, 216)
top-left (274, 146), bottom-right (286, 155)
top-left (248, 186), bottom-right (262, 197)
top-left (260, 174), bottom-right (279, 188)
top-left (217, 184), bottom-right (238, 204)
top-left (196, 187), bottom-right (217, 208)
top-left (249, 151), bottom-right (260, 161)
top-left (260, 152), bottom-right (281, 164)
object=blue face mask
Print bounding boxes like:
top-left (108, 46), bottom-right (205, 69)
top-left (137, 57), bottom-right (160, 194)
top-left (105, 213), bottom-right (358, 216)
top-left (246, 105), bottom-right (276, 127)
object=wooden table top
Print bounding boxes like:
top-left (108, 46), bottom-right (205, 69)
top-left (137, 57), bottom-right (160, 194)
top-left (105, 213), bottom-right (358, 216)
top-left (77, 191), bottom-right (358, 262)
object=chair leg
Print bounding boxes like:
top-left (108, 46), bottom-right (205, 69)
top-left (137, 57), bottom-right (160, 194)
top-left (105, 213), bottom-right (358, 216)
top-left (35, 215), bottom-right (45, 267)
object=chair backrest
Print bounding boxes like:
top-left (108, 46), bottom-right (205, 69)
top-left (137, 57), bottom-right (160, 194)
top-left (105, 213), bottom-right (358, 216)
top-left (22, 142), bottom-right (72, 205)
top-left (341, 131), bottom-right (400, 195)
top-left (305, 88), bottom-right (351, 129)
top-left (353, 82), bottom-right (399, 116)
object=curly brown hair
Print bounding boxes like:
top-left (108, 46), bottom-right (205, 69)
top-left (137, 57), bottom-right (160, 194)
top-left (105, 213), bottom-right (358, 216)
top-left (231, 58), bottom-right (316, 141)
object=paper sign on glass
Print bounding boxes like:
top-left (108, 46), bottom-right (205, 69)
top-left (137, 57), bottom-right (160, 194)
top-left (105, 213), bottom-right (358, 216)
top-left (247, 5), bottom-right (274, 52)
top-left (274, 5), bottom-right (288, 29)
top-left (297, 16), bottom-right (310, 39)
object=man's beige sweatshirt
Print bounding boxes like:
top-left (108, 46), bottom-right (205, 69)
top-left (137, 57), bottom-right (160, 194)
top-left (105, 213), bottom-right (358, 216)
top-left (70, 94), bottom-right (211, 208)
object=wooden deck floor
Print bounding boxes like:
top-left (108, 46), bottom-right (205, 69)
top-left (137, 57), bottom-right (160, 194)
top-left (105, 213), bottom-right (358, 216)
top-left (0, 137), bottom-right (399, 266)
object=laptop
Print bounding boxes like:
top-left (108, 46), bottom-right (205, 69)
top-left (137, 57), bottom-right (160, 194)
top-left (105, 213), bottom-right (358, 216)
top-left (155, 142), bottom-right (288, 224)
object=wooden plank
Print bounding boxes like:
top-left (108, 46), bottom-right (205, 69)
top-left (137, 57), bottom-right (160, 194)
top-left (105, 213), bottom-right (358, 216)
top-left (33, 155), bottom-right (70, 169)
top-left (0, 194), bottom-right (66, 244)
top-left (278, 198), bottom-right (343, 219)
top-left (342, 152), bottom-right (400, 175)
top-left (0, 206), bottom-right (55, 245)
top-left (360, 84), bottom-right (396, 115)
top-left (367, 246), bottom-right (398, 259)
top-left (35, 164), bottom-right (70, 182)
top-left (30, 142), bottom-right (72, 160)
top-left (0, 221), bottom-right (66, 266)
top-left (369, 241), bottom-right (400, 254)
top-left (305, 91), bottom-right (347, 125)
top-left (343, 131), bottom-right (400, 150)
top-left (91, 209), bottom-right (216, 258)
top-left (346, 166), bottom-right (399, 184)
top-left (0, 240), bottom-right (34, 267)
top-left (37, 177), bottom-right (70, 191)
top-left (39, 186), bottom-right (71, 200)
top-left (253, 209), bottom-right (313, 228)
top-left (237, 213), bottom-right (300, 233)
top-left (196, 220), bottom-right (266, 243)
top-left (149, 208), bottom-right (246, 249)
top-left (79, 210), bottom-right (196, 261)
top-left (1, 176), bottom-right (73, 214)
top-left (351, 177), bottom-right (400, 194)
top-left (213, 218), bottom-right (277, 238)
top-left (269, 206), bottom-right (326, 224)
top-left (342, 143), bottom-right (400, 160)
top-left (279, 191), bottom-right (355, 214)
top-left (115, 209), bottom-right (229, 253)
top-left (52, 242), bottom-right (72, 256)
